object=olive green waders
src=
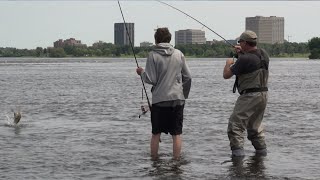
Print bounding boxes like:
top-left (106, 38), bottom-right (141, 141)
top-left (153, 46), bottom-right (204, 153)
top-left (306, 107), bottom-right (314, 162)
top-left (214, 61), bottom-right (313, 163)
top-left (227, 91), bottom-right (267, 151)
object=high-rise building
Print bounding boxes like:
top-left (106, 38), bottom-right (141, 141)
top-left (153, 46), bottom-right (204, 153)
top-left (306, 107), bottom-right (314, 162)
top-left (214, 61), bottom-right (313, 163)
top-left (175, 29), bottom-right (206, 45)
top-left (114, 23), bottom-right (134, 46)
top-left (246, 16), bottom-right (284, 44)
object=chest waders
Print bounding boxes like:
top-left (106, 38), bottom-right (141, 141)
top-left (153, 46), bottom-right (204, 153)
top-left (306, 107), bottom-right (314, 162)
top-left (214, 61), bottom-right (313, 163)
top-left (232, 49), bottom-right (269, 95)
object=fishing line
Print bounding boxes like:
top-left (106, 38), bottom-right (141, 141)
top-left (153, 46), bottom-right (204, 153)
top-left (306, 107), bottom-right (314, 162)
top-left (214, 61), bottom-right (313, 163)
top-left (117, 1), bottom-right (152, 110)
top-left (156, 0), bottom-right (235, 48)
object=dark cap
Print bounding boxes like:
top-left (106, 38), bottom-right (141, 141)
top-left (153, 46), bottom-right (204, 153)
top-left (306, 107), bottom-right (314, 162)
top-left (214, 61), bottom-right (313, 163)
top-left (238, 30), bottom-right (257, 43)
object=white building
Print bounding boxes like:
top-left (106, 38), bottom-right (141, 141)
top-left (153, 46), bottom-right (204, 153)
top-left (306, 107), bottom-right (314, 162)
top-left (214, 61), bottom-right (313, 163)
top-left (175, 29), bottom-right (206, 45)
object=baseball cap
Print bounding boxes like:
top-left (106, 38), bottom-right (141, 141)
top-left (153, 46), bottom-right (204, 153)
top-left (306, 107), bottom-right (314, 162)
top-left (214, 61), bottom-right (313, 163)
top-left (238, 30), bottom-right (257, 43)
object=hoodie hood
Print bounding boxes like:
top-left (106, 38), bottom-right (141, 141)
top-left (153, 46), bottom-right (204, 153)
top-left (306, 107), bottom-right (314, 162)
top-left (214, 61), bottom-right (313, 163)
top-left (153, 43), bottom-right (175, 56)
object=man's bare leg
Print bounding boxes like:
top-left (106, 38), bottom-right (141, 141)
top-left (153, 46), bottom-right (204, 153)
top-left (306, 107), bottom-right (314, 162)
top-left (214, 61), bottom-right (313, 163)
top-left (172, 135), bottom-right (182, 160)
top-left (150, 133), bottom-right (161, 159)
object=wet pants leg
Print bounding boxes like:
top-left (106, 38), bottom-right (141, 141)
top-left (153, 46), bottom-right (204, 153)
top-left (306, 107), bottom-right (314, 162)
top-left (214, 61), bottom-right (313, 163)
top-left (228, 92), bottom-right (267, 150)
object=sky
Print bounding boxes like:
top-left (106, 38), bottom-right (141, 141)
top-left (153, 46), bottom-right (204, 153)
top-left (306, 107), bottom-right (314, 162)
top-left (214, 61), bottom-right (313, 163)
top-left (0, 1), bottom-right (319, 49)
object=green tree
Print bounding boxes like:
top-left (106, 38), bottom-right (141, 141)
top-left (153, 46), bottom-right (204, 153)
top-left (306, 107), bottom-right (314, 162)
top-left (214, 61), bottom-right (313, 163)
top-left (309, 49), bottom-right (320, 59)
top-left (308, 37), bottom-right (320, 59)
top-left (63, 45), bottom-right (75, 55)
top-left (49, 48), bottom-right (66, 57)
top-left (36, 47), bottom-right (43, 57)
top-left (43, 48), bottom-right (48, 57)
top-left (308, 37), bottom-right (320, 50)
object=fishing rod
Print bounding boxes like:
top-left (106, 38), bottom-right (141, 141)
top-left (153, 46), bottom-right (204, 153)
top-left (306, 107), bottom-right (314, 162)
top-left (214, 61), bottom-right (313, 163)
top-left (156, 0), bottom-right (235, 48)
top-left (117, 1), bottom-right (152, 110)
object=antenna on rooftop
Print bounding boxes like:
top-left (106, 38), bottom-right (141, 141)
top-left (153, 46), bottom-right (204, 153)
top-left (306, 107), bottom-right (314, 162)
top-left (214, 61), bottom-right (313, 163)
top-left (287, 35), bottom-right (292, 42)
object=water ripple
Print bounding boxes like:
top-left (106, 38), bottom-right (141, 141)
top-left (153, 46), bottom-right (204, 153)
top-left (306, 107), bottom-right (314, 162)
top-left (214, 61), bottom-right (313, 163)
top-left (0, 58), bottom-right (320, 179)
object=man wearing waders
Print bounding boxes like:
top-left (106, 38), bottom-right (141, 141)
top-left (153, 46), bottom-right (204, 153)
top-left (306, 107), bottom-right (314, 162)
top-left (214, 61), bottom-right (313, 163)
top-left (136, 28), bottom-right (192, 160)
top-left (223, 30), bottom-right (269, 157)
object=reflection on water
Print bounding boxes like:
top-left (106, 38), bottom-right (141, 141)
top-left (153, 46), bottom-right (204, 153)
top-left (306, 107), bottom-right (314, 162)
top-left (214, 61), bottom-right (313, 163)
top-left (148, 155), bottom-right (189, 179)
top-left (13, 125), bottom-right (22, 135)
top-left (228, 155), bottom-right (266, 179)
top-left (3, 124), bottom-right (23, 135)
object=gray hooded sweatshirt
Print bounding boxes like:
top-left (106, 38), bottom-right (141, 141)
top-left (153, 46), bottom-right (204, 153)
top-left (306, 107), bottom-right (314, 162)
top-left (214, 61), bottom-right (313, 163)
top-left (141, 43), bottom-right (192, 105)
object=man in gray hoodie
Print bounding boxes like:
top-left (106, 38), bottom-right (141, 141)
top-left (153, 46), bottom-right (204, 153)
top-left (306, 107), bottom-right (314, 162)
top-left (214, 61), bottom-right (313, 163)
top-left (136, 27), bottom-right (192, 160)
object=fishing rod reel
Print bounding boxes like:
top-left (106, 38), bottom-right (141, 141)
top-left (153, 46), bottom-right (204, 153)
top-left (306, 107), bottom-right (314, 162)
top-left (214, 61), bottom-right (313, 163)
top-left (138, 105), bottom-right (149, 118)
top-left (138, 88), bottom-right (150, 118)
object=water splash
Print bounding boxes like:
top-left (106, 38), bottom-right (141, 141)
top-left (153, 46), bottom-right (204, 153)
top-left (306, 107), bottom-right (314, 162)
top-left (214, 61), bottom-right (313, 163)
top-left (4, 111), bottom-right (22, 127)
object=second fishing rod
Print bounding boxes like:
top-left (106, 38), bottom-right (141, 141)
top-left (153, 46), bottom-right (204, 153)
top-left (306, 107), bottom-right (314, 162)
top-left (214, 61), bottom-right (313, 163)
top-left (156, 0), bottom-right (235, 48)
top-left (117, 1), bottom-right (152, 110)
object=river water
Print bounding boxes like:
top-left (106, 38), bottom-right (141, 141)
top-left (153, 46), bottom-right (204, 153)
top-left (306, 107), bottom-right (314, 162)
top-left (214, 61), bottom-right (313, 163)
top-left (0, 57), bottom-right (319, 179)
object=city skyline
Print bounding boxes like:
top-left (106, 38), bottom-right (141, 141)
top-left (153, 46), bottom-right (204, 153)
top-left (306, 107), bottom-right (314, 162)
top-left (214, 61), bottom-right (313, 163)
top-left (1, 1), bottom-right (319, 49)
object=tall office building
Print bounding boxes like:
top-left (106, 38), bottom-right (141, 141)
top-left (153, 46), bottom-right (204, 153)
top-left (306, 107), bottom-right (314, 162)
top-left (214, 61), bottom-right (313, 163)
top-left (246, 16), bottom-right (284, 44)
top-left (114, 23), bottom-right (134, 46)
top-left (175, 29), bottom-right (206, 45)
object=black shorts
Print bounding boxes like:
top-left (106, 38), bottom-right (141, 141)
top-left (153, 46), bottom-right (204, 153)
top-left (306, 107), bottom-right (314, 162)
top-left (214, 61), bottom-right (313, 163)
top-left (151, 104), bottom-right (184, 135)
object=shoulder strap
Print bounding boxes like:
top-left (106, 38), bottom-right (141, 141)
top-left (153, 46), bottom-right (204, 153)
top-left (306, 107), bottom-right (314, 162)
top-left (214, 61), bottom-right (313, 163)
top-left (233, 76), bottom-right (238, 93)
top-left (257, 49), bottom-right (268, 70)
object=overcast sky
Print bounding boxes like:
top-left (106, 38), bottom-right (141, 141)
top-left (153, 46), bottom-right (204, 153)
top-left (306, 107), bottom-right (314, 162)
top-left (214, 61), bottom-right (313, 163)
top-left (0, 1), bottom-right (319, 49)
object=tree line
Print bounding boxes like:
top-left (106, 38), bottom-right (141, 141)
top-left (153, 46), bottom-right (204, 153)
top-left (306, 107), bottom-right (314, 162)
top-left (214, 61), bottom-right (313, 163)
top-left (308, 37), bottom-right (320, 59)
top-left (1, 38), bottom-right (319, 59)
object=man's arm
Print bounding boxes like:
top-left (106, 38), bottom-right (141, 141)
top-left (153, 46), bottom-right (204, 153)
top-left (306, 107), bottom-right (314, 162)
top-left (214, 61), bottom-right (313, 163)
top-left (136, 53), bottom-right (157, 85)
top-left (181, 54), bottom-right (192, 99)
top-left (223, 58), bottom-right (234, 79)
